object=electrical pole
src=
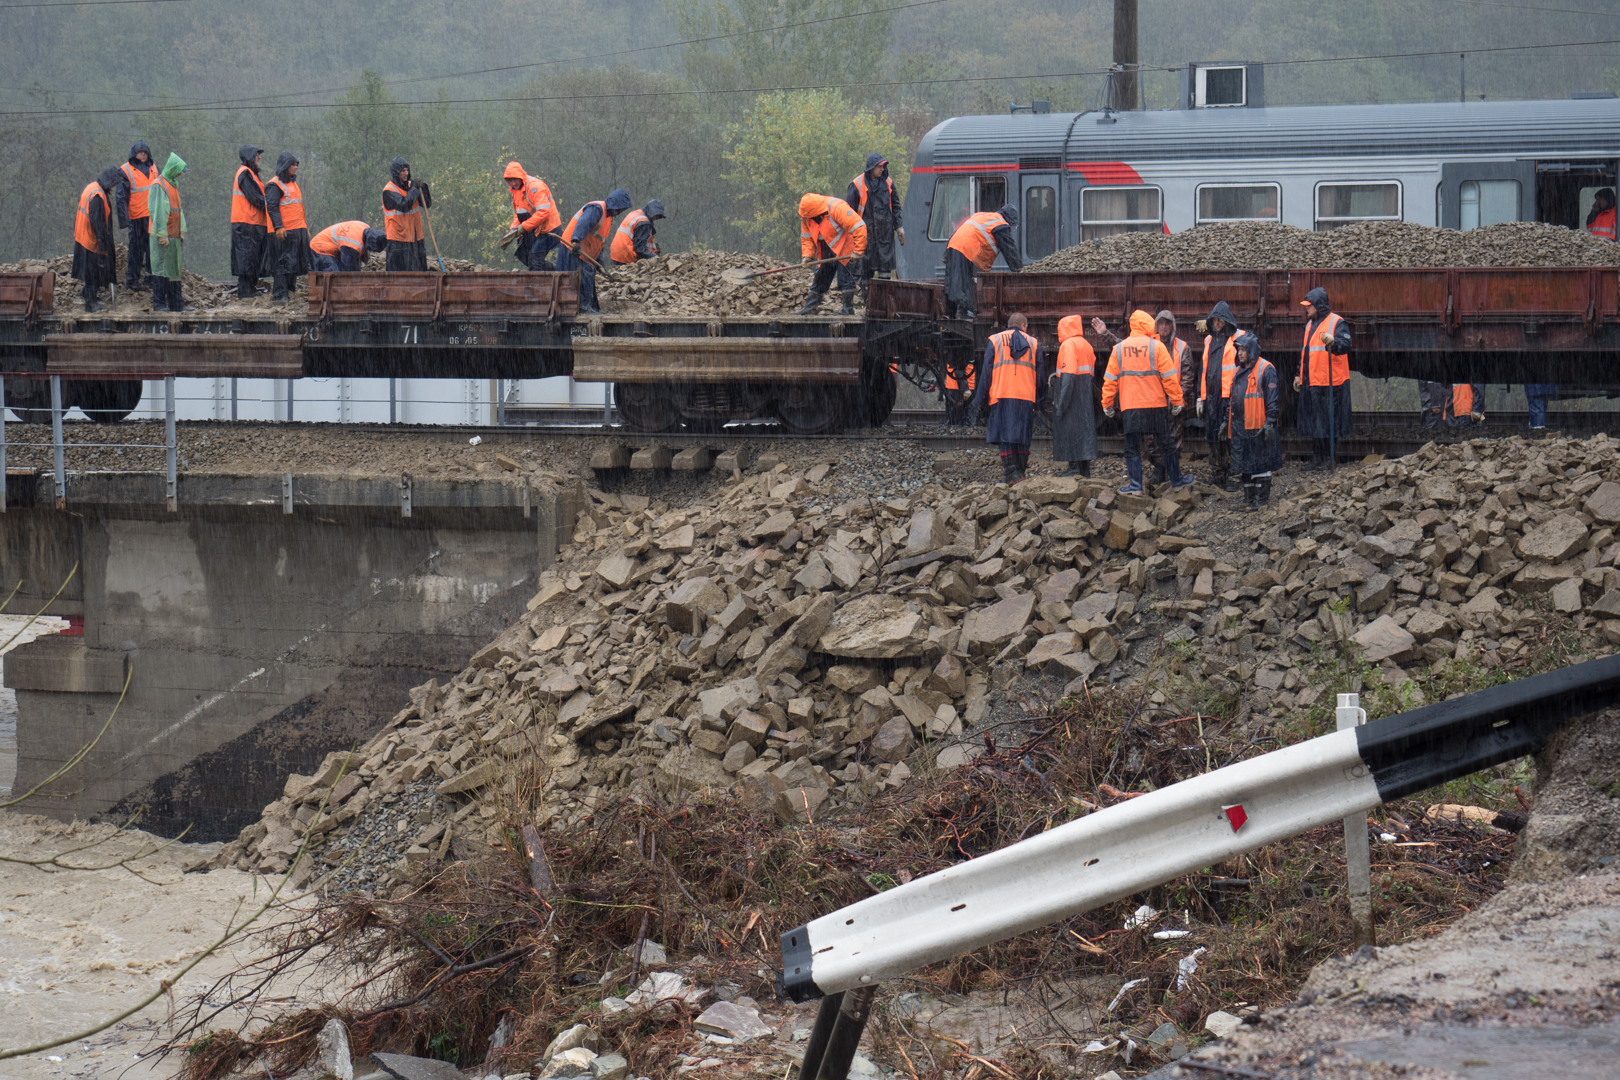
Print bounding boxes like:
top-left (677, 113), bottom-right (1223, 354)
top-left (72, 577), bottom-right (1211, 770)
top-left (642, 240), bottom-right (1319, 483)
top-left (1113, 0), bottom-right (1139, 110)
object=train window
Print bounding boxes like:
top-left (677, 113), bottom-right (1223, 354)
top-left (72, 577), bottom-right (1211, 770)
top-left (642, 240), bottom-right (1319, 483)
top-left (1024, 186), bottom-right (1057, 261)
top-left (1081, 186), bottom-right (1162, 240)
top-left (1460, 180), bottom-right (1519, 230)
top-left (1314, 182), bottom-right (1401, 230)
top-left (1196, 184), bottom-right (1280, 223)
top-left (926, 176), bottom-right (1011, 241)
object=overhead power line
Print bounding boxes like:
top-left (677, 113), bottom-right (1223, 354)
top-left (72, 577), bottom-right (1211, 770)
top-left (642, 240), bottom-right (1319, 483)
top-left (0, 0), bottom-right (191, 7)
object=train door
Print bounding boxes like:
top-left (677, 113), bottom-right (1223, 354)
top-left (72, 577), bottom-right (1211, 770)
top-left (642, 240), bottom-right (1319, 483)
top-left (1020, 171), bottom-right (1060, 265)
top-left (1531, 160), bottom-right (1618, 230)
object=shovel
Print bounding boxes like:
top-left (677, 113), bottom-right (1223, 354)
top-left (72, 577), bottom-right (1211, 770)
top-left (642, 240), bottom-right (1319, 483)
top-left (722, 254), bottom-right (845, 285)
top-left (544, 231), bottom-right (615, 281)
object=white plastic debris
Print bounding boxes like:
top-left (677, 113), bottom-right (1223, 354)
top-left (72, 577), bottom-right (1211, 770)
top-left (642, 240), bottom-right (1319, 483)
top-left (1081, 1038), bottom-right (1120, 1054)
top-left (469, 435), bottom-right (482, 445)
top-left (1176, 946), bottom-right (1209, 991)
top-left (1204, 1010), bottom-right (1244, 1039)
top-left (1124, 904), bottom-right (1159, 929)
top-left (1379, 832), bottom-right (1397, 842)
top-left (1107, 977), bottom-right (1147, 1011)
top-left (1151, 929), bottom-right (1192, 940)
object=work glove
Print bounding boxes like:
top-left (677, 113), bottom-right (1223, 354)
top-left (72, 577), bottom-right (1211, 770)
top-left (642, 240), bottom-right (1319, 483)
top-left (1472, 411), bottom-right (1485, 423)
top-left (498, 227), bottom-right (522, 249)
top-left (1293, 375), bottom-right (1303, 392)
top-left (275, 228), bottom-right (288, 241)
top-left (1104, 405), bottom-right (1118, 419)
top-left (1262, 423), bottom-right (1275, 440)
top-left (1195, 398), bottom-right (1204, 417)
top-left (801, 256), bottom-right (813, 266)
top-left (1171, 403), bottom-right (1184, 416)
top-left (157, 236), bottom-right (169, 247)
top-left (897, 227), bottom-right (906, 245)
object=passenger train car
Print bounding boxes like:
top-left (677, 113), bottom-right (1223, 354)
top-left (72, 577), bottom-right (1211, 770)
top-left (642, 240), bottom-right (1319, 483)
top-left (899, 68), bottom-right (1620, 279)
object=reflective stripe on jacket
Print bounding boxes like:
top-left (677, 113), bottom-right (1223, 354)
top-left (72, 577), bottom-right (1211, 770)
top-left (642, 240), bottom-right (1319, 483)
top-left (799, 196), bottom-right (867, 262)
top-left (987, 329), bottom-right (1039, 405)
top-left (850, 171), bottom-right (895, 216)
top-left (232, 165), bottom-right (268, 226)
top-left (1591, 207), bottom-right (1616, 241)
top-left (121, 162), bottom-right (155, 219)
top-left (947, 212), bottom-right (1008, 271)
top-left (383, 180), bottom-right (423, 242)
top-left (1302, 311), bottom-right (1349, 387)
top-left (565, 200), bottom-right (611, 261)
top-left (267, 177), bottom-right (307, 231)
top-left (75, 181), bottom-right (109, 252)
top-left (311, 220), bottom-right (367, 257)
top-left (611, 209), bottom-right (656, 263)
top-left (1229, 359), bottom-right (1276, 437)
top-left (511, 175), bottom-right (559, 234)
top-left (1201, 335), bottom-right (1238, 401)
top-left (1101, 335), bottom-right (1181, 411)
top-left (1056, 337), bottom-right (1095, 376)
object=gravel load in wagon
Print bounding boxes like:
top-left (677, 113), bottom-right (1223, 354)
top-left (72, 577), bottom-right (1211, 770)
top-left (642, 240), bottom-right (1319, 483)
top-left (1024, 221), bottom-right (1620, 274)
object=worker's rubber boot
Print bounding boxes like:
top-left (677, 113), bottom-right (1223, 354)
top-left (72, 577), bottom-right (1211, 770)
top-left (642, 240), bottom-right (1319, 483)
top-left (1150, 460), bottom-right (1168, 486)
top-left (1167, 450), bottom-right (1194, 490)
top-left (795, 290), bottom-right (824, 316)
top-left (1242, 479), bottom-right (1260, 511)
top-left (1000, 452), bottom-right (1018, 485)
top-left (1013, 450), bottom-right (1030, 484)
top-left (840, 290), bottom-right (856, 315)
top-left (237, 276), bottom-right (257, 299)
top-left (168, 280), bottom-right (191, 312)
top-left (1257, 474), bottom-right (1273, 507)
top-left (1076, 459), bottom-right (1091, 478)
top-left (1119, 455), bottom-right (1144, 494)
top-left (83, 289), bottom-right (100, 313)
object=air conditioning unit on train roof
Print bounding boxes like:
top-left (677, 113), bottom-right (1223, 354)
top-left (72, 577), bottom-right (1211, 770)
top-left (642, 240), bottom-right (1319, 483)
top-left (1181, 62), bottom-right (1264, 109)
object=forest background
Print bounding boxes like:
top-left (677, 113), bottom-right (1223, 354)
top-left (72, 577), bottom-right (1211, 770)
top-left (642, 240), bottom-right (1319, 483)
top-left (4, 0), bottom-right (1620, 278)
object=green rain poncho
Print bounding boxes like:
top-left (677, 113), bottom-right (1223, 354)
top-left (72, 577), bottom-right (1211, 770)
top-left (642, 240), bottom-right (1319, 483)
top-left (147, 152), bottom-right (187, 281)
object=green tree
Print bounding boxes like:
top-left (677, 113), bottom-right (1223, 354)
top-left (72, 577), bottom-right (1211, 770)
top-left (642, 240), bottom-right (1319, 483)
top-left (315, 71), bottom-right (416, 226)
top-left (723, 89), bottom-right (908, 257)
top-left (668, 0), bottom-right (895, 92)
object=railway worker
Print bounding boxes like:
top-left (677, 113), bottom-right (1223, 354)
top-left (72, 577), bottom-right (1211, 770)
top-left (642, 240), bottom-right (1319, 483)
top-left (1091, 311), bottom-right (1195, 484)
top-left (501, 161), bottom-right (561, 271)
top-left (1049, 315), bottom-right (1097, 476)
top-left (114, 140), bottom-right (156, 293)
top-left (72, 167), bottom-right (119, 313)
top-left (847, 153), bottom-right (903, 286)
top-left (231, 145), bottom-right (269, 298)
top-left (970, 312), bottom-right (1044, 485)
top-left (610, 200), bottom-right (665, 265)
top-left (1525, 383), bottom-right (1559, 436)
top-left (558, 188), bottom-right (632, 314)
top-left (1198, 302), bottom-right (1240, 491)
top-left (265, 152), bottom-right (312, 302)
top-left (943, 361), bottom-right (976, 426)
top-left (793, 192), bottom-right (868, 315)
top-left (1228, 331), bottom-right (1281, 510)
top-left (1587, 189), bottom-right (1616, 240)
top-left (944, 204), bottom-right (1021, 320)
top-left (146, 152), bottom-right (188, 313)
top-left (309, 221), bottom-right (388, 273)
top-left (1100, 309), bottom-right (1191, 494)
top-left (1445, 382), bottom-right (1486, 428)
top-left (382, 157), bottom-right (432, 271)
top-left (1295, 286), bottom-right (1353, 470)
top-left (1418, 381), bottom-right (1448, 429)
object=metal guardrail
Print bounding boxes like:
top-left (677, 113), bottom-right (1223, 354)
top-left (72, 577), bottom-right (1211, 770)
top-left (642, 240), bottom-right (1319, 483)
top-left (780, 654), bottom-right (1620, 1080)
top-left (1, 373), bottom-right (177, 511)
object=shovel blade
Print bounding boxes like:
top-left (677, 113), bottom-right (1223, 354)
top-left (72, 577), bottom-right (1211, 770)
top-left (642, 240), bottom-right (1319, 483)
top-left (721, 268), bottom-right (758, 284)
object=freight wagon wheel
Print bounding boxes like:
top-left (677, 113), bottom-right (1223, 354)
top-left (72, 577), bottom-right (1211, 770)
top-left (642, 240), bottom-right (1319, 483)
top-left (71, 380), bottom-right (143, 424)
top-left (776, 385), bottom-right (848, 436)
top-left (613, 382), bottom-right (681, 434)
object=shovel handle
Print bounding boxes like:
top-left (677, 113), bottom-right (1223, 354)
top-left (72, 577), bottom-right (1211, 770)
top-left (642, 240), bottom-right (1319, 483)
top-left (751, 255), bottom-right (847, 279)
top-left (546, 231), bottom-right (612, 276)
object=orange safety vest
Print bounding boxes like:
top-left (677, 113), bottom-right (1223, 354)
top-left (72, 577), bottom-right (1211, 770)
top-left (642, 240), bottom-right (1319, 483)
top-left (1451, 383), bottom-right (1474, 417)
top-left (1587, 207), bottom-right (1613, 241)
top-left (1102, 335), bottom-right (1181, 411)
top-left (1200, 335), bottom-right (1238, 401)
top-left (511, 174), bottom-right (558, 234)
top-left (231, 165), bottom-right (267, 226)
top-left (799, 195), bottom-right (867, 262)
top-left (266, 176), bottom-right (306, 231)
top-left (610, 208), bottom-right (656, 263)
top-left (311, 220), bottom-right (367, 257)
top-left (121, 161), bottom-right (155, 220)
top-left (153, 173), bottom-right (181, 238)
top-left (850, 171), bottom-right (894, 216)
top-left (564, 200), bottom-right (613, 261)
top-left (383, 181), bottom-right (423, 242)
top-left (1302, 311), bottom-right (1349, 387)
top-left (1056, 337), bottom-right (1095, 377)
top-left (947, 212), bottom-right (1009, 271)
top-left (75, 181), bottom-right (109, 253)
top-left (945, 363), bottom-right (976, 393)
top-left (986, 329), bottom-right (1039, 405)
top-left (1229, 359), bottom-right (1274, 437)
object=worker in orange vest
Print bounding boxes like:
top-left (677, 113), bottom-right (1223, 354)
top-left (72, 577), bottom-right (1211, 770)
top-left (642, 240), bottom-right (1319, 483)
top-left (943, 358), bottom-right (976, 426)
top-left (309, 221), bottom-right (388, 273)
top-left (610, 200), bottom-right (665, 265)
top-left (1198, 301), bottom-right (1241, 491)
top-left (265, 152), bottom-right (312, 302)
top-left (1101, 309), bottom-right (1192, 493)
top-left (1445, 382), bottom-right (1486, 428)
top-left (1227, 332), bottom-right (1281, 510)
top-left (944, 205), bottom-right (1021, 320)
top-left (1588, 188), bottom-right (1616, 240)
top-left (1296, 286), bottom-right (1353, 469)
top-left (500, 161), bottom-right (562, 270)
top-left (382, 157), bottom-right (432, 271)
top-left (794, 193), bottom-right (868, 315)
top-left (1050, 315), bottom-right (1097, 476)
top-left (846, 152), bottom-right (903, 286)
top-left (72, 167), bottom-right (119, 312)
top-left (558, 188), bottom-right (632, 314)
top-left (114, 140), bottom-right (156, 292)
top-left (1096, 310), bottom-right (1192, 485)
top-left (230, 145), bottom-right (269, 298)
top-left (971, 313), bottom-right (1045, 485)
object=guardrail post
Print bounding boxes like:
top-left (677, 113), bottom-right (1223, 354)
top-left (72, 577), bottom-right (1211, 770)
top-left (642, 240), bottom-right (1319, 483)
top-left (50, 374), bottom-right (65, 509)
top-left (1336, 692), bottom-right (1375, 948)
top-left (286, 377), bottom-right (294, 423)
top-left (231, 376), bottom-right (238, 421)
top-left (165, 376), bottom-right (177, 512)
top-left (389, 377), bottom-right (397, 424)
top-left (1, 375), bottom-right (7, 513)
top-left (602, 382), bottom-right (613, 427)
top-left (496, 378), bottom-right (507, 427)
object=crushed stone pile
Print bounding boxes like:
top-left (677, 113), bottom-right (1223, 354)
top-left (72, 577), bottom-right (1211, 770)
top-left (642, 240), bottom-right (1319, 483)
top-left (1025, 220), bottom-right (1620, 273)
top-left (215, 432), bottom-right (1620, 890)
top-left (596, 251), bottom-right (864, 318)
